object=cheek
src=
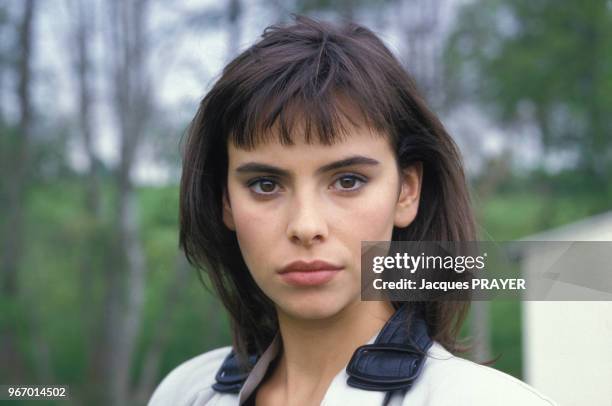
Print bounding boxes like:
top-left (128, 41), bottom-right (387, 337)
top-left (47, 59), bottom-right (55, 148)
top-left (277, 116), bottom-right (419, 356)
top-left (332, 191), bottom-right (397, 268)
top-left (342, 184), bottom-right (398, 241)
top-left (229, 191), bottom-right (280, 273)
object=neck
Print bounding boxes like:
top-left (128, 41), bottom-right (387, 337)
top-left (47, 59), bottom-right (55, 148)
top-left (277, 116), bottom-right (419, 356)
top-left (272, 301), bottom-right (395, 402)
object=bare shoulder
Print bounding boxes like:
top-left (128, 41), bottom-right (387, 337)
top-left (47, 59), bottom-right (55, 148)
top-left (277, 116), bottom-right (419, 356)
top-left (401, 342), bottom-right (559, 406)
top-left (148, 346), bottom-right (232, 406)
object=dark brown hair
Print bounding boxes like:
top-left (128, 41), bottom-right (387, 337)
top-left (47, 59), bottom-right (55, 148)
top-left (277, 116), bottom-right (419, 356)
top-left (179, 14), bottom-right (476, 368)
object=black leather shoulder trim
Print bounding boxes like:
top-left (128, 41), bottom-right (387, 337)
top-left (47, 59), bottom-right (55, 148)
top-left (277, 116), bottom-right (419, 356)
top-left (346, 304), bottom-right (433, 392)
top-left (212, 304), bottom-right (433, 394)
top-left (212, 351), bottom-right (258, 394)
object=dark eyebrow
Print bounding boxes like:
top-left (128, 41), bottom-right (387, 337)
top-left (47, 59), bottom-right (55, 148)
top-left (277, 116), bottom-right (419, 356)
top-left (235, 155), bottom-right (380, 177)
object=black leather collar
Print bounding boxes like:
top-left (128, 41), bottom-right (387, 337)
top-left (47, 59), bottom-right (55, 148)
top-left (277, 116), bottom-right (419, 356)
top-left (213, 303), bottom-right (432, 394)
top-left (345, 303), bottom-right (432, 391)
top-left (212, 352), bottom-right (259, 393)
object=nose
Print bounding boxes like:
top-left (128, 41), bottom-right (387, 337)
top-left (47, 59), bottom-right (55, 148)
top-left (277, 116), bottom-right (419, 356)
top-left (286, 189), bottom-right (328, 247)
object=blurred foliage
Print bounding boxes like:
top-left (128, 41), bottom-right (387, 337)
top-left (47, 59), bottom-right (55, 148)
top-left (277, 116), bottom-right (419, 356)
top-left (297, 0), bottom-right (388, 13)
top-left (445, 0), bottom-right (612, 178)
top-left (473, 167), bottom-right (612, 240)
top-left (1, 169), bottom-right (230, 404)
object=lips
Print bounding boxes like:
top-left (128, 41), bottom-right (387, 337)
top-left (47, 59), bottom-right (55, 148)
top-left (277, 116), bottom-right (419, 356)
top-left (279, 260), bottom-right (344, 273)
top-left (278, 260), bottom-right (344, 287)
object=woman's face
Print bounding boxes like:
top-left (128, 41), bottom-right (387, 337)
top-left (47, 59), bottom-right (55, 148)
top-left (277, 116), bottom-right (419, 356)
top-left (222, 117), bottom-right (422, 320)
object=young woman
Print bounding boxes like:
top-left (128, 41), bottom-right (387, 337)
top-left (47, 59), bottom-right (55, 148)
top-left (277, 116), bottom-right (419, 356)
top-left (149, 15), bottom-right (558, 406)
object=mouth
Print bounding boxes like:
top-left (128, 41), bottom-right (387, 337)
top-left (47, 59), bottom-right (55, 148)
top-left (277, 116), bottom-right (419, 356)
top-left (278, 260), bottom-right (344, 287)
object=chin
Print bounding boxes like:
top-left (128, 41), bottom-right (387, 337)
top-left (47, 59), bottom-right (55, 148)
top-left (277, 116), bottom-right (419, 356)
top-left (278, 294), bottom-right (348, 320)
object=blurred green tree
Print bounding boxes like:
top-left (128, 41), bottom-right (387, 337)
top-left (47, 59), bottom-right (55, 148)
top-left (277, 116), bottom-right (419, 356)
top-left (445, 0), bottom-right (612, 182)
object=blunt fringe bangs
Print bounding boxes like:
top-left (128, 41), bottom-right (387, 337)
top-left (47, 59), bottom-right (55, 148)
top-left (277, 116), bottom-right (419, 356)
top-left (179, 14), bottom-right (476, 370)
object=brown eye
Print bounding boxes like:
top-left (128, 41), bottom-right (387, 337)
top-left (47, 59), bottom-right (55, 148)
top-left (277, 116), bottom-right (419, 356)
top-left (260, 180), bottom-right (276, 193)
top-left (249, 178), bottom-right (279, 195)
top-left (340, 177), bottom-right (356, 188)
top-left (334, 175), bottom-right (367, 192)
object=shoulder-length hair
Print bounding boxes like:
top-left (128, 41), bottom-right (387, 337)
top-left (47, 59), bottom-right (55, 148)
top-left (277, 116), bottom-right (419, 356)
top-left (179, 14), bottom-right (476, 368)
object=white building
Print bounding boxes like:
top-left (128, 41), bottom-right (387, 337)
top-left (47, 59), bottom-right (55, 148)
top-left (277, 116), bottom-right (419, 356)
top-left (519, 210), bottom-right (612, 406)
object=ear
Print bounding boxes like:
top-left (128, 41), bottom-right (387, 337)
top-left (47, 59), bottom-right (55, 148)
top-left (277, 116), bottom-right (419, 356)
top-left (222, 187), bottom-right (236, 231)
top-left (394, 162), bottom-right (423, 228)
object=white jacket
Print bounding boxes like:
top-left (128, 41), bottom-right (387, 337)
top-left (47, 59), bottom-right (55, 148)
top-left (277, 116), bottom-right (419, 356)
top-left (149, 309), bottom-right (559, 406)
